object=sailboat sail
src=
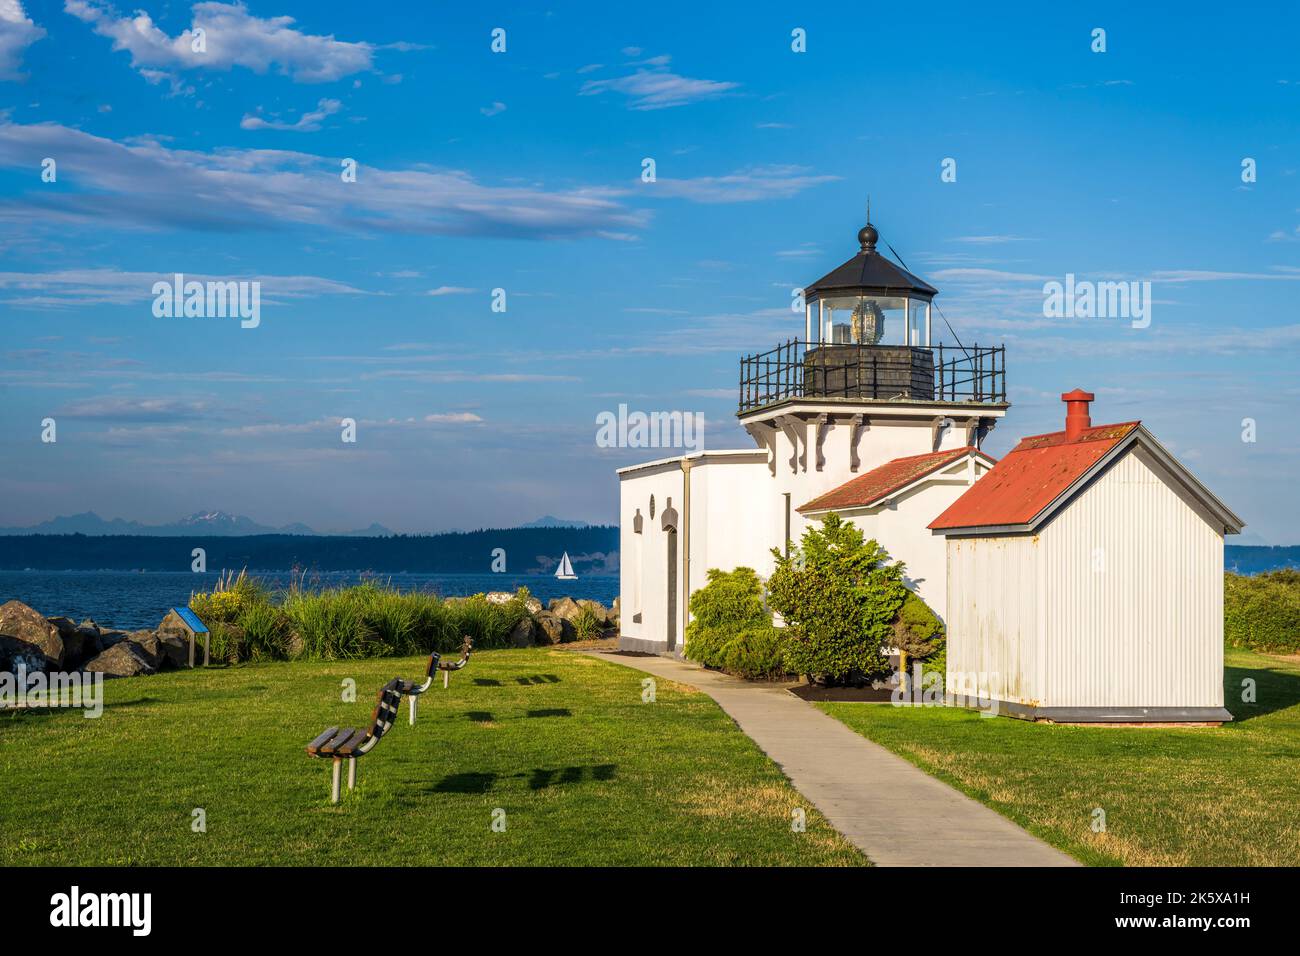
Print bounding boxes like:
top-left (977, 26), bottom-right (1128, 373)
top-left (555, 551), bottom-right (578, 579)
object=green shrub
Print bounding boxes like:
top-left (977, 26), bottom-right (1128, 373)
top-left (684, 567), bottom-right (787, 679)
top-left (1225, 571), bottom-right (1300, 653)
top-left (768, 513), bottom-right (907, 685)
top-left (688, 567), bottom-right (770, 631)
top-left (716, 625), bottom-right (787, 680)
top-left (893, 589), bottom-right (947, 688)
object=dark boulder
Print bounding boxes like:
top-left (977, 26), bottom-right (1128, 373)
top-left (509, 617), bottom-right (536, 648)
top-left (83, 642), bottom-right (156, 679)
top-left (534, 612), bottom-right (565, 645)
top-left (0, 600), bottom-right (64, 670)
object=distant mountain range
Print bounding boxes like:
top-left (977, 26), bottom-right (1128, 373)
top-left (0, 511), bottom-right (395, 537)
top-left (0, 511), bottom-right (593, 537)
top-left (517, 515), bottom-right (591, 528)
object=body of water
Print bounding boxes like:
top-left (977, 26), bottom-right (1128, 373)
top-left (0, 569), bottom-right (619, 631)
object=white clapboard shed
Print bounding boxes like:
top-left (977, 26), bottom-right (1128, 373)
top-left (929, 389), bottom-right (1244, 724)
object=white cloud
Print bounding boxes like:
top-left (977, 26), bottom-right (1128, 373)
top-left (424, 412), bottom-right (482, 424)
top-left (65, 0), bottom-right (384, 84)
top-left (0, 0), bottom-right (45, 79)
top-left (950, 235), bottom-right (1035, 244)
top-left (241, 97), bottom-right (342, 132)
top-left (0, 120), bottom-right (645, 239)
top-left (0, 267), bottom-right (369, 307)
top-left (648, 165), bottom-right (837, 203)
top-left (424, 286), bottom-right (475, 296)
top-left (479, 101), bottom-right (506, 117)
top-left (580, 54), bottom-right (738, 110)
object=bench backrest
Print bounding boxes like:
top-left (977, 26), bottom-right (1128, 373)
top-left (424, 636), bottom-right (473, 678)
top-left (367, 678), bottom-right (404, 742)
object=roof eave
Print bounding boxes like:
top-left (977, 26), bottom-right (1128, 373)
top-left (930, 425), bottom-right (1246, 536)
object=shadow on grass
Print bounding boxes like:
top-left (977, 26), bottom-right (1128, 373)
top-left (430, 772), bottom-right (498, 794)
top-left (1224, 664), bottom-right (1300, 722)
top-left (526, 708), bottom-right (572, 719)
top-left (514, 675), bottom-right (562, 685)
top-left (464, 711), bottom-right (495, 723)
top-left (528, 764), bottom-right (616, 790)
top-left (473, 678), bottom-right (501, 687)
top-left (428, 764), bottom-right (617, 794)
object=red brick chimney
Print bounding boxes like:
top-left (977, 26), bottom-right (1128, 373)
top-left (1062, 388), bottom-right (1094, 441)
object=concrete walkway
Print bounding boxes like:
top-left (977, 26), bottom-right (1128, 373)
top-left (587, 650), bottom-right (1077, 867)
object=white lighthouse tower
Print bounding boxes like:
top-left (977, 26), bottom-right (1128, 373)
top-left (617, 221), bottom-right (1010, 655)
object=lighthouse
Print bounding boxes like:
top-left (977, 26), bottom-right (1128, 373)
top-left (617, 221), bottom-right (1010, 655)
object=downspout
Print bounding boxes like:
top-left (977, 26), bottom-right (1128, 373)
top-left (680, 457), bottom-right (692, 656)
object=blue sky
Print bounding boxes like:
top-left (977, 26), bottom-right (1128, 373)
top-left (0, 1), bottom-right (1297, 541)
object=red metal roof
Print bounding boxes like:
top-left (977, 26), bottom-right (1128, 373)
top-left (799, 446), bottom-right (990, 514)
top-left (928, 421), bottom-right (1141, 531)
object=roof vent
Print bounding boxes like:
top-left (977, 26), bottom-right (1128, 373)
top-left (1062, 388), bottom-right (1095, 441)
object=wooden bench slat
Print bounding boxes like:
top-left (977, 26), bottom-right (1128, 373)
top-left (318, 727), bottom-right (360, 755)
top-left (332, 728), bottom-right (371, 755)
top-left (306, 726), bottom-right (341, 755)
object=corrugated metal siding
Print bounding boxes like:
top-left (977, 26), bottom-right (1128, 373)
top-left (945, 535), bottom-right (1042, 705)
top-left (1040, 450), bottom-right (1224, 708)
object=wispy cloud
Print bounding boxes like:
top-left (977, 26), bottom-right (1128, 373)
top-left (0, 0), bottom-right (44, 79)
top-left (57, 395), bottom-right (215, 421)
top-left (950, 235), bottom-right (1035, 244)
top-left (0, 121), bottom-right (646, 240)
top-left (0, 267), bottom-right (369, 307)
top-left (65, 0), bottom-right (388, 85)
top-left (424, 285), bottom-right (475, 296)
top-left (580, 54), bottom-right (738, 110)
top-left (241, 98), bottom-right (342, 132)
top-left (648, 165), bottom-right (837, 203)
top-left (479, 101), bottom-right (506, 117)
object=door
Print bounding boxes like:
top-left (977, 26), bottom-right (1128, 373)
top-left (665, 528), bottom-right (678, 651)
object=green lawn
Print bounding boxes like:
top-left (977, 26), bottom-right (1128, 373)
top-left (0, 648), bottom-right (863, 866)
top-left (820, 648), bottom-right (1300, 866)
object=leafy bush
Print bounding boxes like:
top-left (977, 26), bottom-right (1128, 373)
top-left (715, 625), bottom-right (787, 680)
top-left (768, 514), bottom-right (907, 685)
top-left (893, 589), bottom-right (946, 688)
top-left (689, 567), bottom-right (770, 632)
top-left (684, 567), bottom-right (787, 679)
top-left (1225, 571), bottom-right (1300, 653)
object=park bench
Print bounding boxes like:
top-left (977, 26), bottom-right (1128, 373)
top-left (306, 638), bottom-right (473, 803)
top-left (398, 637), bottom-right (473, 725)
top-left (307, 677), bottom-right (404, 804)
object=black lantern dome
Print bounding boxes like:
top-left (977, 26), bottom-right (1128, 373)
top-left (802, 221), bottom-right (937, 348)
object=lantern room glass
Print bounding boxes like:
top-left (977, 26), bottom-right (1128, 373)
top-left (807, 294), bottom-right (932, 346)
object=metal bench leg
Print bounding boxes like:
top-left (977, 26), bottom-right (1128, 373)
top-left (330, 758), bottom-right (341, 804)
top-left (409, 695), bottom-right (417, 726)
top-left (347, 757), bottom-right (357, 791)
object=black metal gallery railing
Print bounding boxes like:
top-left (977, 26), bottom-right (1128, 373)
top-left (737, 340), bottom-right (1007, 413)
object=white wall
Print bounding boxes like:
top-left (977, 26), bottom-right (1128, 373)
top-left (944, 446), bottom-right (1227, 712)
top-left (829, 456), bottom-right (991, 621)
top-left (618, 452), bottom-right (771, 652)
top-left (1038, 447), bottom-right (1225, 709)
top-left (944, 534), bottom-right (1045, 706)
top-left (766, 415), bottom-right (977, 547)
top-left (617, 462), bottom-right (684, 649)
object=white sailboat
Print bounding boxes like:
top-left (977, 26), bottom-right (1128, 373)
top-left (555, 551), bottom-right (578, 580)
